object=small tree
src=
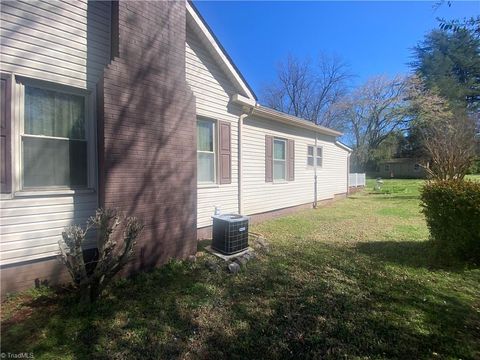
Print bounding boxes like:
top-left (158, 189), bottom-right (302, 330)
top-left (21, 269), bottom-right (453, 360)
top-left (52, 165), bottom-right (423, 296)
top-left (407, 77), bottom-right (477, 180)
top-left (59, 208), bottom-right (143, 303)
top-left (422, 115), bottom-right (476, 180)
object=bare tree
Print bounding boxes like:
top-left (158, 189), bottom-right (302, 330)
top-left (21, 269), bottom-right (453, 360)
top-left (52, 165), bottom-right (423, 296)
top-left (407, 77), bottom-right (477, 180)
top-left (262, 53), bottom-right (351, 128)
top-left (337, 75), bottom-right (409, 171)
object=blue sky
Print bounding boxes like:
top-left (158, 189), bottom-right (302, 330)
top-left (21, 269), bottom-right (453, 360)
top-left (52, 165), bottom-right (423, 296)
top-left (193, 1), bottom-right (479, 99)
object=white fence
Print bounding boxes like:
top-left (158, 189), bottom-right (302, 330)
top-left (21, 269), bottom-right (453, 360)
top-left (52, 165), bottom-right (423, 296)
top-left (349, 173), bottom-right (366, 187)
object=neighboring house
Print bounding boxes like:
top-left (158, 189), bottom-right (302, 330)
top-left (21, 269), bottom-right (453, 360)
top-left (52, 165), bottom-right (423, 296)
top-left (376, 158), bottom-right (429, 179)
top-left (0, 1), bottom-right (351, 293)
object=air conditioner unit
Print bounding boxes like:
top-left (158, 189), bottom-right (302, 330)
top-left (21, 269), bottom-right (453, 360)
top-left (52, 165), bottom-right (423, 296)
top-left (211, 214), bottom-right (249, 255)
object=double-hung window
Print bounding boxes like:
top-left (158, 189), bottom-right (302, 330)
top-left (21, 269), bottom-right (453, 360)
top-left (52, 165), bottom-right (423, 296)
top-left (307, 145), bottom-right (323, 167)
top-left (273, 138), bottom-right (286, 181)
top-left (197, 119), bottom-right (216, 184)
top-left (316, 147), bottom-right (323, 167)
top-left (307, 146), bottom-right (314, 166)
top-left (22, 85), bottom-right (88, 189)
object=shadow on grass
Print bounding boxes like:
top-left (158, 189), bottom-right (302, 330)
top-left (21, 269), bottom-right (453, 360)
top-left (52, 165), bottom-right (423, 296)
top-left (2, 247), bottom-right (479, 359)
top-left (192, 245), bottom-right (480, 360)
top-left (355, 240), bottom-right (476, 273)
top-left (1, 261), bottom-right (204, 359)
top-left (356, 240), bottom-right (434, 269)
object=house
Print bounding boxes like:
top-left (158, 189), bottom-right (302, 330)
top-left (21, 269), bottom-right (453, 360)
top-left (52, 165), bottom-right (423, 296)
top-left (376, 158), bottom-right (429, 179)
top-left (0, 1), bottom-right (351, 293)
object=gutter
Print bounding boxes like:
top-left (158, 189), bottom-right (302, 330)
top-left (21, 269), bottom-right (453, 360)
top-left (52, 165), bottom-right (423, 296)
top-left (231, 94), bottom-right (343, 137)
top-left (335, 141), bottom-right (353, 153)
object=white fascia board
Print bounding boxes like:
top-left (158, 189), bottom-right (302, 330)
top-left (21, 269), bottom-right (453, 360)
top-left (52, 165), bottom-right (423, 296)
top-left (254, 106), bottom-right (343, 137)
top-left (232, 94), bottom-right (343, 137)
top-left (186, 2), bottom-right (256, 100)
top-left (232, 94), bottom-right (256, 107)
top-left (335, 141), bottom-right (353, 152)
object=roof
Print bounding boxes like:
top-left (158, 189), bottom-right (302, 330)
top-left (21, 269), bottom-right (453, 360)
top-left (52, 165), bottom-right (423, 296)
top-left (186, 1), bottom-right (257, 100)
top-left (380, 158), bottom-right (426, 164)
top-left (254, 106), bottom-right (343, 137)
top-left (232, 94), bottom-right (343, 137)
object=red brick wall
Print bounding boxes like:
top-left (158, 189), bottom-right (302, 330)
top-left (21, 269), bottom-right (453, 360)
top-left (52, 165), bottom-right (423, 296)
top-left (99, 0), bottom-right (197, 271)
top-left (1, 258), bottom-right (70, 295)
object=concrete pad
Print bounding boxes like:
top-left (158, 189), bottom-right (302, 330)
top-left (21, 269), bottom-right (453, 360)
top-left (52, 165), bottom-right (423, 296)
top-left (205, 245), bottom-right (254, 261)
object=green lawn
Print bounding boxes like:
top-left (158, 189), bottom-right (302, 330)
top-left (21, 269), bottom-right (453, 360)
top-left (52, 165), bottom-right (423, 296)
top-left (466, 174), bottom-right (480, 181)
top-left (2, 179), bottom-right (479, 359)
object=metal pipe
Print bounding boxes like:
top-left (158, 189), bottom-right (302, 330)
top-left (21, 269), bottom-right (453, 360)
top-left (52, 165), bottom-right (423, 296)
top-left (314, 134), bottom-right (318, 208)
top-left (238, 109), bottom-right (252, 214)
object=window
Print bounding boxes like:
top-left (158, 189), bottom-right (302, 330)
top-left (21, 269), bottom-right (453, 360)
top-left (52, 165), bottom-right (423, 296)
top-left (273, 139), bottom-right (286, 181)
top-left (414, 163), bottom-right (420, 172)
top-left (307, 146), bottom-right (314, 166)
top-left (22, 85), bottom-right (88, 188)
top-left (316, 147), bottom-right (323, 167)
top-left (385, 164), bottom-right (390, 171)
top-left (197, 119), bottom-right (216, 183)
top-left (307, 145), bottom-right (323, 167)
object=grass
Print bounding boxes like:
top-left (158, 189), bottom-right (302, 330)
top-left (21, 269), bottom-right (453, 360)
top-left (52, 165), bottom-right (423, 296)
top-left (2, 179), bottom-right (480, 359)
top-left (466, 174), bottom-right (480, 181)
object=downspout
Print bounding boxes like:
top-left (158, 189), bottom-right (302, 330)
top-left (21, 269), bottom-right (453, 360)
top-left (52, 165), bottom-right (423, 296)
top-left (347, 154), bottom-right (350, 195)
top-left (238, 107), bottom-right (253, 214)
top-left (313, 134), bottom-right (318, 208)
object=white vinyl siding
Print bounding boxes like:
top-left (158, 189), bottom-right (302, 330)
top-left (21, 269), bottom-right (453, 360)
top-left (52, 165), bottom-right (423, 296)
top-left (0, 193), bottom-right (97, 265)
top-left (0, 1), bottom-right (110, 265)
top-left (186, 24), bottom-right (240, 228)
top-left (186, 20), bottom-right (349, 224)
top-left (242, 115), bottom-right (349, 216)
top-left (0, 0), bottom-right (111, 90)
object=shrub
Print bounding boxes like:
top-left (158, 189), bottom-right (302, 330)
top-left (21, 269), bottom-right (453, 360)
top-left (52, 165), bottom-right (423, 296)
top-left (59, 208), bottom-right (143, 303)
top-left (420, 180), bottom-right (480, 263)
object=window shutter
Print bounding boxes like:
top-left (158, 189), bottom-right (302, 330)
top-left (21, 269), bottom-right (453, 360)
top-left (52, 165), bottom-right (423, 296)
top-left (1, 73), bottom-right (12, 193)
top-left (287, 139), bottom-right (295, 181)
top-left (265, 135), bottom-right (273, 182)
top-left (219, 121), bottom-right (231, 184)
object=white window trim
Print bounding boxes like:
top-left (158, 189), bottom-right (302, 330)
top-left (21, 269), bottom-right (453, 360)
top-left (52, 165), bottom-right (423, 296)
top-left (307, 145), bottom-right (323, 168)
top-left (12, 76), bottom-right (97, 194)
top-left (197, 118), bottom-right (217, 185)
top-left (273, 138), bottom-right (287, 182)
